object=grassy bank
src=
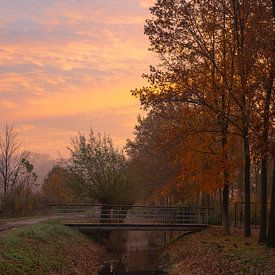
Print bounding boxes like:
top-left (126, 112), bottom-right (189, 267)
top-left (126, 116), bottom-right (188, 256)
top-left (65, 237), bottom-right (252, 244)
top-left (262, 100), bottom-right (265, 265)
top-left (0, 222), bottom-right (107, 274)
top-left (161, 227), bottom-right (275, 274)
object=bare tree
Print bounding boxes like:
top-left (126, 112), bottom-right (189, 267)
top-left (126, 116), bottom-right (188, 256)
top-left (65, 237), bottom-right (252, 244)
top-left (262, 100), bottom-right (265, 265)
top-left (0, 124), bottom-right (30, 195)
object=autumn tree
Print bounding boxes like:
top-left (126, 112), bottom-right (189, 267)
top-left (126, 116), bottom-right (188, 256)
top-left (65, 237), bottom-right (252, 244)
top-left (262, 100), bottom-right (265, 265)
top-left (267, 131), bottom-right (275, 246)
top-left (229, 0), bottom-right (273, 237)
top-left (132, 0), bottom-right (273, 236)
top-left (126, 112), bottom-right (180, 203)
top-left (257, 0), bottom-right (275, 243)
top-left (127, 103), bottom-right (242, 214)
top-left (42, 166), bottom-right (83, 204)
top-left (133, 0), bottom-right (238, 235)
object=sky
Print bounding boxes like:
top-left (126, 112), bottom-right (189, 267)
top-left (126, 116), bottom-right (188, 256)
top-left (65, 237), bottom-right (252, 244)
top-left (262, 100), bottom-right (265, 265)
top-left (0, 0), bottom-right (155, 158)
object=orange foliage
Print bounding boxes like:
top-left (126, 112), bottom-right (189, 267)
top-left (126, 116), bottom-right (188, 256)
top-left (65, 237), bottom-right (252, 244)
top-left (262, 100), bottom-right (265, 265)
top-left (42, 166), bottom-right (75, 204)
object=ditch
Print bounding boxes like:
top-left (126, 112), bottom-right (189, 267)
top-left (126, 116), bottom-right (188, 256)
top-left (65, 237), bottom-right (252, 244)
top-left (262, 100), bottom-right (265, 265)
top-left (97, 230), bottom-right (178, 275)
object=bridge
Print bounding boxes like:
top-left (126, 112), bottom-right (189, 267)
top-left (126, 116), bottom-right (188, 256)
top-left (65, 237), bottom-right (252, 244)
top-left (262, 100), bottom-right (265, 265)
top-left (52, 204), bottom-right (210, 232)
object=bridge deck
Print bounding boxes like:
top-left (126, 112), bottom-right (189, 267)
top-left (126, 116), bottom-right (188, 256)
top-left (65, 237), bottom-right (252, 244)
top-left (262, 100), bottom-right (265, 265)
top-left (52, 204), bottom-right (211, 232)
top-left (64, 223), bottom-right (209, 231)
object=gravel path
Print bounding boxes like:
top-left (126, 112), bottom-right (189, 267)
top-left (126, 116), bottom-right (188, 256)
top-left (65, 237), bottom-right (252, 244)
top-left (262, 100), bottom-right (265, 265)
top-left (0, 215), bottom-right (63, 233)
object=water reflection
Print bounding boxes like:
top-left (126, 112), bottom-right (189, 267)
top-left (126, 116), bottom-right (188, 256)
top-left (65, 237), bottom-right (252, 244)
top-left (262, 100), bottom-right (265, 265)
top-left (98, 231), bottom-right (173, 275)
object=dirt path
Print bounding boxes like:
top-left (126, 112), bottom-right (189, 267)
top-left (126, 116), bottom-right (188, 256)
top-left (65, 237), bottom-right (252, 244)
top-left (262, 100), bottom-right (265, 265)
top-left (0, 215), bottom-right (63, 233)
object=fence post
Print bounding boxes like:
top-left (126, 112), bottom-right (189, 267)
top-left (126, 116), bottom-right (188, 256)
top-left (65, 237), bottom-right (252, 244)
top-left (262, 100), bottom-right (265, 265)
top-left (198, 208), bottom-right (201, 224)
top-left (240, 203), bottom-right (243, 227)
top-left (254, 203), bottom-right (257, 227)
top-left (234, 202), bottom-right (237, 227)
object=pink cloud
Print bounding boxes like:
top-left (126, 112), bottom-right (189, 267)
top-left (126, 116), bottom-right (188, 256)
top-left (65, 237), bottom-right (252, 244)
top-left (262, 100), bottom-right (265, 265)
top-left (0, 0), bottom-right (155, 156)
top-left (139, 0), bottom-right (155, 8)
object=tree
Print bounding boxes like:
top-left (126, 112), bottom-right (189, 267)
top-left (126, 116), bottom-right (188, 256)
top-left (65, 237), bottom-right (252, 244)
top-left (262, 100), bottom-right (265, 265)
top-left (267, 132), bottom-right (275, 247)
top-left (126, 111), bottom-right (180, 203)
top-left (0, 124), bottom-right (35, 195)
top-left (65, 129), bottom-right (135, 218)
top-left (266, 0), bottom-right (275, 247)
top-left (0, 124), bottom-right (41, 217)
top-left (132, 0), bottom-right (273, 236)
top-left (127, 104), bottom-right (242, 215)
top-left (1, 157), bottom-right (38, 216)
top-left (133, 0), bottom-right (237, 234)
top-left (259, 0), bottom-right (275, 243)
top-left (42, 166), bottom-right (82, 204)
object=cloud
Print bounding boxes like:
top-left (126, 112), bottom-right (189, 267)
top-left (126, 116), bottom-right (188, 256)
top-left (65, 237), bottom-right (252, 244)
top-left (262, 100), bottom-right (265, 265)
top-left (1, 100), bottom-right (17, 109)
top-left (139, 0), bottom-right (155, 8)
top-left (0, 0), bottom-right (154, 156)
top-left (15, 104), bottom-right (142, 157)
top-left (0, 3), bottom-right (154, 96)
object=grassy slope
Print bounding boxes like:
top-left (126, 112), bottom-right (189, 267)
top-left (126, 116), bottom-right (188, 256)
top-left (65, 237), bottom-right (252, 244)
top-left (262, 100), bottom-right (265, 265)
top-left (162, 227), bottom-right (275, 274)
top-left (0, 222), bottom-right (107, 274)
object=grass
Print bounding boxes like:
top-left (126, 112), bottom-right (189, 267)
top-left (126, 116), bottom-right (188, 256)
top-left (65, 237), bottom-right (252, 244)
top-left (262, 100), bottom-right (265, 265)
top-left (0, 222), bottom-right (106, 274)
top-left (162, 227), bottom-right (275, 274)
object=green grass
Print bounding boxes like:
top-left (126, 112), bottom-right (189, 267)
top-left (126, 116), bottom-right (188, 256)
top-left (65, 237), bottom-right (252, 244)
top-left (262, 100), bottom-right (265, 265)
top-left (0, 222), bottom-right (83, 274)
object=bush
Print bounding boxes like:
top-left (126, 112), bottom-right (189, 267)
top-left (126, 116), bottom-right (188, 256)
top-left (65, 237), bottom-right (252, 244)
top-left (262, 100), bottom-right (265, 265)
top-left (0, 185), bottom-right (49, 218)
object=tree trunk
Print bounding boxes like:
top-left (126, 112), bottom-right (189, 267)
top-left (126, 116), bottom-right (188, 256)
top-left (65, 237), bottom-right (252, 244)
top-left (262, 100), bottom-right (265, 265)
top-left (222, 183), bottom-right (230, 235)
top-left (266, 0), bottom-right (275, 247)
top-left (259, 0), bottom-right (275, 243)
top-left (259, 156), bottom-right (268, 242)
top-left (267, 155), bottom-right (275, 247)
top-left (243, 128), bottom-right (251, 237)
top-left (259, 78), bottom-right (273, 243)
top-left (4, 181), bottom-right (7, 196)
top-left (100, 204), bottom-right (112, 223)
top-left (222, 126), bottom-right (231, 235)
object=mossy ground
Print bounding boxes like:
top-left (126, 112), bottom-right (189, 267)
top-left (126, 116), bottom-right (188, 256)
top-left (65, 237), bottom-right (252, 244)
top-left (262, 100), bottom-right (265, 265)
top-left (161, 227), bottom-right (275, 274)
top-left (0, 222), bottom-right (107, 274)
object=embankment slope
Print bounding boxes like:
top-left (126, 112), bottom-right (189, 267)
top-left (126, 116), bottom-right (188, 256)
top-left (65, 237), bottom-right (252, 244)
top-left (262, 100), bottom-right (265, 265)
top-left (0, 222), bottom-right (107, 274)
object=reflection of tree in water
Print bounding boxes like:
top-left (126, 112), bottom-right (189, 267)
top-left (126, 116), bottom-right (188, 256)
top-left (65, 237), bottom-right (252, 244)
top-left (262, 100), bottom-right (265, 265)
top-left (99, 230), bottom-right (170, 273)
top-left (122, 231), bottom-right (164, 271)
top-left (108, 231), bottom-right (129, 254)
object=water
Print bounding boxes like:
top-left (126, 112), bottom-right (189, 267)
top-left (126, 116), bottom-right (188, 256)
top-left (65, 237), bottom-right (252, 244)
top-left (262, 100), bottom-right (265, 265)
top-left (98, 231), bottom-right (170, 275)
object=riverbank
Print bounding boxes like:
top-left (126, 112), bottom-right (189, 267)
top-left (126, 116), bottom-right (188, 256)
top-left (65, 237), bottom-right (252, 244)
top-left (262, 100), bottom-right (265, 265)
top-left (2, 223), bottom-right (274, 274)
top-left (0, 222), bottom-right (108, 274)
top-left (161, 227), bottom-right (275, 274)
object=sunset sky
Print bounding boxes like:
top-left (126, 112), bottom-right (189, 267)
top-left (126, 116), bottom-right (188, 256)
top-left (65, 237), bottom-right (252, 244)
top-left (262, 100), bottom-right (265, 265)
top-left (0, 0), bottom-right (155, 158)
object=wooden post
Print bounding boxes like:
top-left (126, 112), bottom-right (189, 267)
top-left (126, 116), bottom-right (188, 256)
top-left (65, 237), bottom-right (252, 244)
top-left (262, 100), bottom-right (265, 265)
top-left (254, 203), bottom-right (257, 227)
top-left (240, 203), bottom-right (243, 227)
top-left (234, 202), bottom-right (237, 227)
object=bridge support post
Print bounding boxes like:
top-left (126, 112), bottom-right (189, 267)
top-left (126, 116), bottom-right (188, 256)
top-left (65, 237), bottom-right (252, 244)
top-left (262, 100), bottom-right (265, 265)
top-left (100, 204), bottom-right (112, 223)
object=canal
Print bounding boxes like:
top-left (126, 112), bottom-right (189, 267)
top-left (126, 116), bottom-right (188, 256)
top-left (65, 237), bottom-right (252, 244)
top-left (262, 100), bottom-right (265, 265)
top-left (98, 230), bottom-right (176, 274)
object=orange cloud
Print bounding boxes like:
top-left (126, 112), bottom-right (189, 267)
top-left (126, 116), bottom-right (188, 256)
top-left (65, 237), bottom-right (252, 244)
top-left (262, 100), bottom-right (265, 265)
top-left (0, 0), bottom-right (155, 157)
top-left (139, 0), bottom-right (155, 8)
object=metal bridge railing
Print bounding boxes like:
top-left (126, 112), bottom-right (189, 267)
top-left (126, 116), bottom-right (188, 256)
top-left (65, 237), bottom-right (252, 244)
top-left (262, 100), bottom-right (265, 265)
top-left (51, 204), bottom-right (212, 226)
